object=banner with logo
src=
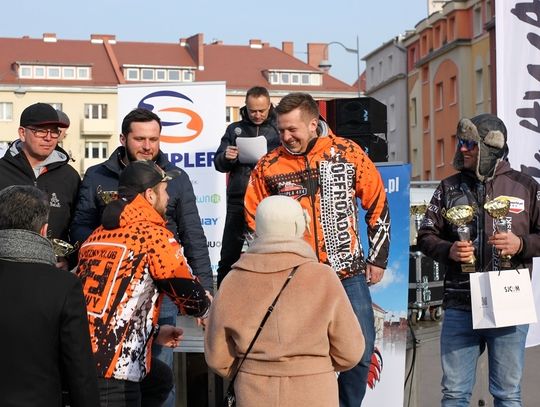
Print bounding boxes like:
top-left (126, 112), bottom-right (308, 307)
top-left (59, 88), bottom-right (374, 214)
top-left (360, 163), bottom-right (410, 406)
top-left (496, 0), bottom-right (540, 346)
top-left (118, 83), bottom-right (226, 278)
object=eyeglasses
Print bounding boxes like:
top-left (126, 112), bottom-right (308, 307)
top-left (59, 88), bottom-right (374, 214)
top-left (25, 127), bottom-right (61, 139)
top-left (457, 138), bottom-right (477, 150)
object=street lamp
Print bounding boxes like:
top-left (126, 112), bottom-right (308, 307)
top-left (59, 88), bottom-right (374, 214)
top-left (318, 35), bottom-right (362, 96)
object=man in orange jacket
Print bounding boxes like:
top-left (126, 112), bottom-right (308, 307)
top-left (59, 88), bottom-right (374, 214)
top-left (245, 92), bottom-right (390, 406)
top-left (77, 160), bottom-right (211, 406)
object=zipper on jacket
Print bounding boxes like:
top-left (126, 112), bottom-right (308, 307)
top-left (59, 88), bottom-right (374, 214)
top-left (477, 182), bottom-right (485, 272)
top-left (303, 155), bottom-right (321, 261)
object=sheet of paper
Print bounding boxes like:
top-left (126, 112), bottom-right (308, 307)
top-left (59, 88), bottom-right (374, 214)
top-left (236, 136), bottom-right (267, 164)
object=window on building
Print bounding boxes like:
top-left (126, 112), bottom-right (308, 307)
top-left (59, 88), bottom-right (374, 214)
top-left (388, 55), bottom-right (393, 74)
top-left (389, 102), bottom-right (396, 131)
top-left (34, 66), bottom-right (46, 78)
top-left (168, 70), bottom-right (180, 81)
top-left (0, 102), bottom-right (13, 121)
top-left (183, 70), bottom-right (194, 81)
top-left (225, 106), bottom-right (232, 123)
top-left (19, 64), bottom-right (91, 80)
top-left (434, 25), bottom-right (441, 48)
top-left (449, 76), bottom-right (457, 104)
top-left (20, 66), bottom-right (32, 78)
top-left (437, 139), bottom-right (445, 167)
top-left (473, 7), bottom-right (483, 37)
top-left (156, 69), bottom-right (166, 81)
top-left (301, 74), bottom-right (310, 84)
top-left (62, 67), bottom-right (76, 79)
top-left (281, 73), bottom-right (290, 84)
top-left (141, 69), bottom-right (154, 81)
top-left (78, 67), bottom-right (91, 79)
top-left (126, 68), bottom-right (139, 80)
top-left (486, 0), bottom-right (492, 21)
top-left (84, 141), bottom-right (108, 159)
top-left (410, 98), bottom-right (417, 127)
top-left (291, 74), bottom-right (300, 84)
top-left (476, 69), bottom-right (484, 104)
top-left (84, 104), bottom-right (108, 119)
top-left (47, 67), bottom-right (61, 78)
top-left (423, 115), bottom-right (430, 133)
top-left (448, 17), bottom-right (456, 41)
top-left (378, 61), bottom-right (383, 81)
top-left (435, 82), bottom-right (443, 110)
top-left (422, 66), bottom-right (429, 83)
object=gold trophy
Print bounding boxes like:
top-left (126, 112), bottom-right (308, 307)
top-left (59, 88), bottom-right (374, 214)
top-left (442, 205), bottom-right (476, 273)
top-left (97, 185), bottom-right (119, 204)
top-left (484, 196), bottom-right (512, 267)
top-left (51, 238), bottom-right (79, 258)
top-left (410, 203), bottom-right (428, 234)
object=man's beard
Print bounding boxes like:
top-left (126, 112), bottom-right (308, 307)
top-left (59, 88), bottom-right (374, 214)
top-left (125, 148), bottom-right (158, 163)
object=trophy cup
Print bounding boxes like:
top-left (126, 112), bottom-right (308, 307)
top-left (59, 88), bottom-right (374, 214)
top-left (97, 185), bottom-right (119, 204)
top-left (410, 203), bottom-right (428, 235)
top-left (51, 238), bottom-right (79, 258)
top-left (484, 196), bottom-right (512, 267)
top-left (442, 205), bottom-right (476, 273)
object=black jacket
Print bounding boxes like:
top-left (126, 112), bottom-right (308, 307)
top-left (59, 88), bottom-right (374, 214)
top-left (0, 141), bottom-right (80, 242)
top-left (417, 161), bottom-right (540, 309)
top-left (213, 106), bottom-right (280, 204)
top-left (0, 230), bottom-right (99, 407)
top-left (70, 147), bottom-right (213, 292)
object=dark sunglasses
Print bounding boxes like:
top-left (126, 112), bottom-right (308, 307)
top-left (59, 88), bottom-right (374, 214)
top-left (457, 139), bottom-right (477, 150)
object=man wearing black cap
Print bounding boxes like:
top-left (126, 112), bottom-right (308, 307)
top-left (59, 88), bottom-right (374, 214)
top-left (417, 114), bottom-right (540, 406)
top-left (0, 102), bottom-right (79, 269)
top-left (77, 160), bottom-right (211, 406)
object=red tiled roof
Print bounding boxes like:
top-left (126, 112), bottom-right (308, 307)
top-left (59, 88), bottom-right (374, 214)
top-left (0, 35), bottom-right (356, 94)
top-left (0, 37), bottom-right (118, 86)
top-left (197, 43), bottom-right (354, 92)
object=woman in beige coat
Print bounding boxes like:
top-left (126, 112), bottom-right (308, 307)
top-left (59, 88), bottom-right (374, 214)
top-left (204, 196), bottom-right (364, 407)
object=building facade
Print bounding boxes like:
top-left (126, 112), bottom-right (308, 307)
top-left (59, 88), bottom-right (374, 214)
top-left (404, 0), bottom-right (493, 181)
top-left (0, 33), bottom-right (356, 174)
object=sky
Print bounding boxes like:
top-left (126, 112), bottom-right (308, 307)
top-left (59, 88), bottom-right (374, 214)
top-left (2, 0), bottom-right (429, 85)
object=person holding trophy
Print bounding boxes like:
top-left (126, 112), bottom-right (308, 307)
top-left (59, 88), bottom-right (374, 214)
top-left (417, 114), bottom-right (540, 406)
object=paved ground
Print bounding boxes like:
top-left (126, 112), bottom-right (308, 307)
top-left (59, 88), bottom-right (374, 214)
top-left (405, 318), bottom-right (540, 407)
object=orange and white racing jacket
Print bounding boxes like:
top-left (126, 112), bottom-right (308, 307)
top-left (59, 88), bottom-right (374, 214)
top-left (245, 132), bottom-right (390, 279)
top-left (77, 195), bottom-right (209, 382)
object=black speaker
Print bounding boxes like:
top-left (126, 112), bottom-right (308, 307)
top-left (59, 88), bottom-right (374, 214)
top-left (345, 134), bottom-right (388, 163)
top-left (325, 97), bottom-right (387, 136)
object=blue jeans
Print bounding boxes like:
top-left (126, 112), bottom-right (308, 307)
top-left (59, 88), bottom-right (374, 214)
top-left (151, 296), bottom-right (177, 407)
top-left (440, 308), bottom-right (528, 407)
top-left (338, 273), bottom-right (375, 407)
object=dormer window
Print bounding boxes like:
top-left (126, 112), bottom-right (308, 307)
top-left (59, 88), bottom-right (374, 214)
top-left (123, 65), bottom-right (195, 83)
top-left (265, 70), bottom-right (322, 86)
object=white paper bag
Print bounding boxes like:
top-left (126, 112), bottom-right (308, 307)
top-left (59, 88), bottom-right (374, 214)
top-left (470, 269), bottom-right (537, 329)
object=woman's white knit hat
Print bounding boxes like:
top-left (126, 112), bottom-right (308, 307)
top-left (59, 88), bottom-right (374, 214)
top-left (255, 196), bottom-right (308, 239)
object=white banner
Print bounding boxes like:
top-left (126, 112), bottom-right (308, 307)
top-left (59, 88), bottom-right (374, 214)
top-left (496, 0), bottom-right (540, 346)
top-left (118, 82), bottom-right (227, 278)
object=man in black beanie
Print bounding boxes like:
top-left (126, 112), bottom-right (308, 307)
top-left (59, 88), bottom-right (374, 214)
top-left (417, 114), bottom-right (540, 406)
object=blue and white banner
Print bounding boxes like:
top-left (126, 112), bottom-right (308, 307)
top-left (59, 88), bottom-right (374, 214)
top-left (360, 163), bottom-right (410, 406)
top-left (118, 82), bottom-right (226, 276)
top-left (496, 0), bottom-right (540, 347)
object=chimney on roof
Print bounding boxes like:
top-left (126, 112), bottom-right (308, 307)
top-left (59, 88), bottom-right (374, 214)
top-left (179, 38), bottom-right (187, 46)
top-left (186, 33), bottom-right (204, 71)
top-left (43, 33), bottom-right (57, 43)
top-left (249, 39), bottom-right (263, 49)
top-left (307, 43), bottom-right (328, 70)
top-left (90, 34), bottom-right (117, 44)
top-left (282, 41), bottom-right (294, 56)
